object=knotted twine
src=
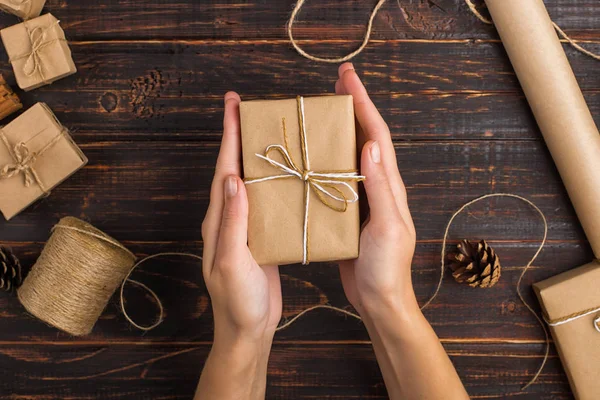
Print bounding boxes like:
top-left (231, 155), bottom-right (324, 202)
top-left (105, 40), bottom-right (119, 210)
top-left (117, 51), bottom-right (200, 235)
top-left (244, 96), bottom-right (365, 264)
top-left (0, 127), bottom-right (66, 194)
top-left (8, 20), bottom-right (65, 84)
top-left (287, 0), bottom-right (600, 63)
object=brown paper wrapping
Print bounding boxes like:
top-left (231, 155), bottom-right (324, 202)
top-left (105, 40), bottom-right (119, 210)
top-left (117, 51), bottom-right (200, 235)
top-left (240, 95), bottom-right (360, 265)
top-left (533, 263), bottom-right (600, 399)
top-left (486, 1), bottom-right (600, 397)
top-left (0, 0), bottom-right (45, 20)
top-left (0, 74), bottom-right (22, 121)
top-left (1, 13), bottom-right (77, 92)
top-left (486, 0), bottom-right (600, 258)
top-left (0, 103), bottom-right (87, 220)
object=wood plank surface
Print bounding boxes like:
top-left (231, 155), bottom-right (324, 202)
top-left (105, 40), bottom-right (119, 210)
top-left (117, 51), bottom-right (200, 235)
top-left (0, 342), bottom-right (572, 399)
top-left (2, 0), bottom-right (599, 398)
top-left (0, 0), bottom-right (597, 41)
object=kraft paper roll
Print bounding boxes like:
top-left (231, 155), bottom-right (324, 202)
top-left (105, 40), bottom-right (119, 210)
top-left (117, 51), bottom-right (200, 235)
top-left (485, 0), bottom-right (600, 258)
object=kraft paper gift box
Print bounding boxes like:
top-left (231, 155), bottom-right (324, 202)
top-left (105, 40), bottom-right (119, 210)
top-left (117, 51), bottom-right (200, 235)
top-left (0, 103), bottom-right (87, 220)
top-left (533, 263), bottom-right (600, 399)
top-left (240, 95), bottom-right (362, 266)
top-left (1, 13), bottom-right (77, 91)
top-left (0, 0), bottom-right (45, 20)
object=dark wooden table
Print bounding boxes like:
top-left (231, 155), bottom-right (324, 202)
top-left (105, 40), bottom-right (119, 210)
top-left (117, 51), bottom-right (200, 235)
top-left (1, 0), bottom-right (598, 398)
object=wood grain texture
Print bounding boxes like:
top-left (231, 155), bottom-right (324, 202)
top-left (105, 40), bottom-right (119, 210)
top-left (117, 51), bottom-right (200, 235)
top-left (0, 343), bottom-right (572, 399)
top-left (0, 0), bottom-right (597, 41)
top-left (1, 0), bottom-right (598, 398)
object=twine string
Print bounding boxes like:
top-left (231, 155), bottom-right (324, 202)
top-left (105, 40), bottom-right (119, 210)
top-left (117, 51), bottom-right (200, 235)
top-left (273, 193), bottom-right (550, 391)
top-left (120, 253), bottom-right (203, 331)
top-left (287, 0), bottom-right (387, 64)
top-left (0, 128), bottom-right (66, 193)
top-left (9, 21), bottom-right (65, 83)
top-left (244, 96), bottom-right (365, 264)
top-left (288, 0), bottom-right (600, 63)
top-left (546, 305), bottom-right (600, 334)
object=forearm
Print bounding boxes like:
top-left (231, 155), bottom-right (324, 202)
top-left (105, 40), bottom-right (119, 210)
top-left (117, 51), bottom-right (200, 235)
top-left (195, 333), bottom-right (273, 400)
top-left (362, 293), bottom-right (469, 400)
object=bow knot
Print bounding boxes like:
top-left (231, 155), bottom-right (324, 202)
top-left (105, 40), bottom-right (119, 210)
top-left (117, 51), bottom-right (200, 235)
top-left (8, 21), bottom-right (63, 81)
top-left (0, 142), bottom-right (37, 187)
top-left (23, 26), bottom-right (50, 77)
top-left (251, 144), bottom-right (364, 213)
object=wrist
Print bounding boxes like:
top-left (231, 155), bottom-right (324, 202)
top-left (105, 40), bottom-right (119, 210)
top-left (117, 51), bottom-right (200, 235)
top-left (212, 325), bottom-right (274, 362)
top-left (198, 328), bottom-right (273, 400)
top-left (358, 287), bottom-right (422, 331)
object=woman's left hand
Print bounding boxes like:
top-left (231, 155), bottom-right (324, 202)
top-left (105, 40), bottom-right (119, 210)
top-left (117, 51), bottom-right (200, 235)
top-left (197, 92), bottom-right (282, 400)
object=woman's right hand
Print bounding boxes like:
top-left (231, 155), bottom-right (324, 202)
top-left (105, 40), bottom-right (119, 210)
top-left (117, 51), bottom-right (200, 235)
top-left (335, 63), bottom-right (418, 319)
top-left (335, 63), bottom-right (468, 400)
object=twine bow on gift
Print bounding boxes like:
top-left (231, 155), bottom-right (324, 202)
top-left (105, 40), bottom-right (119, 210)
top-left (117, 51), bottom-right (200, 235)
top-left (0, 128), bottom-right (66, 194)
top-left (9, 21), bottom-right (64, 83)
top-left (245, 96), bottom-right (365, 265)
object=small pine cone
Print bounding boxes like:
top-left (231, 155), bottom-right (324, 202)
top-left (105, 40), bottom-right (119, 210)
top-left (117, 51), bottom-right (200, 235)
top-left (0, 246), bottom-right (22, 292)
top-left (448, 240), bottom-right (501, 288)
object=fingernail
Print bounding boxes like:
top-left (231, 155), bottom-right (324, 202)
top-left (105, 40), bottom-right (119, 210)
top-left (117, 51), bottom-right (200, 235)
top-left (225, 176), bottom-right (238, 198)
top-left (370, 141), bottom-right (381, 164)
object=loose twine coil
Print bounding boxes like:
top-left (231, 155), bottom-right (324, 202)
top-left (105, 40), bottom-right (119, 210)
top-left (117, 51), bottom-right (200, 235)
top-left (287, 0), bottom-right (600, 63)
top-left (19, 193), bottom-right (568, 390)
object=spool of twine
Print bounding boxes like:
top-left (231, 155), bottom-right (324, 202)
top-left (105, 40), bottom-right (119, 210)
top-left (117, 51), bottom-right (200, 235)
top-left (17, 217), bottom-right (136, 336)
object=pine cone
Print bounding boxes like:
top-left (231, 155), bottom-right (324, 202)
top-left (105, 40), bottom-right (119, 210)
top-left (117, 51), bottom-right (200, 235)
top-left (449, 239), bottom-right (501, 288)
top-left (0, 246), bottom-right (22, 292)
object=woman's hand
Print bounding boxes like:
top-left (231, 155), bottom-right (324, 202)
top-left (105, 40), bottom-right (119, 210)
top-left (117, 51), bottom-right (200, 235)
top-left (335, 64), bottom-right (468, 400)
top-left (196, 92), bottom-right (282, 400)
top-left (335, 63), bottom-right (418, 319)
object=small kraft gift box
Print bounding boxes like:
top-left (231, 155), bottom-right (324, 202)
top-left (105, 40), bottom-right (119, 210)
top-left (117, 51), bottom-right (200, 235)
top-left (240, 95), bottom-right (364, 266)
top-left (1, 13), bottom-right (77, 91)
top-left (533, 262), bottom-right (600, 399)
top-left (0, 103), bottom-right (87, 220)
top-left (0, 0), bottom-right (45, 20)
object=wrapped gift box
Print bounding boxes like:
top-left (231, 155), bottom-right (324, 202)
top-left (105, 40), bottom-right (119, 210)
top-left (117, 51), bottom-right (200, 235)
top-left (534, 262), bottom-right (600, 399)
top-left (1, 13), bottom-right (77, 91)
top-left (0, 0), bottom-right (45, 20)
top-left (240, 95), bottom-right (362, 265)
top-left (0, 103), bottom-right (87, 220)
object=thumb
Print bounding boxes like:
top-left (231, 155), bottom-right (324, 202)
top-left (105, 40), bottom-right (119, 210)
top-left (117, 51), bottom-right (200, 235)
top-left (361, 141), bottom-right (402, 225)
top-left (214, 176), bottom-right (249, 269)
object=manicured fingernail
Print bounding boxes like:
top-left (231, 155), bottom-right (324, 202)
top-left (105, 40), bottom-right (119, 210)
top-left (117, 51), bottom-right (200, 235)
top-left (370, 141), bottom-right (381, 164)
top-left (225, 176), bottom-right (238, 198)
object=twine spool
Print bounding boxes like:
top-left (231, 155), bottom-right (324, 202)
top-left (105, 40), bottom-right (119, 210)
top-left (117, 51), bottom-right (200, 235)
top-left (17, 217), bottom-right (136, 336)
